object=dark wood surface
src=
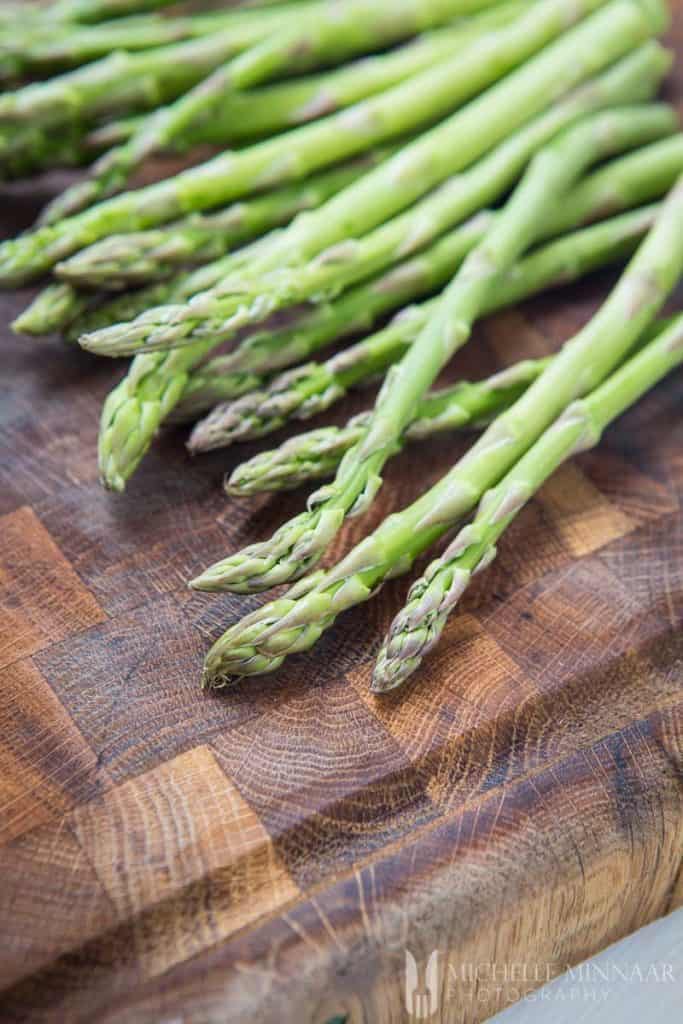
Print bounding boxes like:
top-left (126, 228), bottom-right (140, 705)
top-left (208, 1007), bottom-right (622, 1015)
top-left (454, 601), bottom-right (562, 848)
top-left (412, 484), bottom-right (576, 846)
top-left (1, 13), bottom-right (683, 1024)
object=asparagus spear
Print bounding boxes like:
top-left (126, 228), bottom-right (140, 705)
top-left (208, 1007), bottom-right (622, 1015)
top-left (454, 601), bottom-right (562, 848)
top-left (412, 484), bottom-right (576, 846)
top-left (88, 106), bottom-right (675, 485)
top-left (0, 11), bottom-right (271, 81)
top-left (54, 151), bottom-right (401, 288)
top-left (225, 359), bottom-right (553, 496)
top-left (44, 0), bottom-right (179, 20)
top-left (63, 45), bottom-right (674, 296)
top-left (88, 99), bottom-right (678, 359)
top-left (66, 92), bottom-right (679, 296)
top-left (189, 110), bottom-right (668, 594)
top-left (92, 40), bottom-right (672, 491)
top-left (0, 3), bottom-right (314, 135)
top-left (97, 216), bottom-right (490, 492)
top-left (79, 6), bottom-right (527, 154)
top-left (373, 314), bottom-right (683, 691)
top-left (97, 196), bottom-right (660, 493)
top-left (179, 128), bottom-right (683, 419)
top-left (40, 0), bottom-right (513, 223)
top-left (62, 233), bottom-right (276, 340)
top-left (177, 202), bottom-right (660, 429)
top-left (186, 130), bottom-right (683, 438)
top-left (225, 313), bottom-right (676, 496)
top-left (200, 178), bottom-right (683, 684)
top-left (0, 0), bottom-right (659, 286)
top-left (0, 0), bottom-right (179, 24)
top-left (15, 156), bottom-right (385, 335)
top-left (11, 283), bottom-right (90, 337)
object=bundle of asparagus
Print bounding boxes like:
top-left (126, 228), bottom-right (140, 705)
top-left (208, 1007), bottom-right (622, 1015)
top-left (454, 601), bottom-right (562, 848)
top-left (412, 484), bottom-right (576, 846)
top-left (3, 0), bottom-right (681, 692)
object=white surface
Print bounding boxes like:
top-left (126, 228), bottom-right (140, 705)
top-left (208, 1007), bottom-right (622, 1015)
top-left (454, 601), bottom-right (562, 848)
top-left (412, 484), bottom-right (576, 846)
top-left (488, 907), bottom-right (683, 1023)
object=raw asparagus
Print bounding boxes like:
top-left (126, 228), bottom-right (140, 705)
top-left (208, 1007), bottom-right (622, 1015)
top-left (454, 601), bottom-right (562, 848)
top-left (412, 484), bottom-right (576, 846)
top-left (1, 0), bottom-right (659, 285)
top-left (180, 123), bottom-right (683, 422)
top-left (177, 202), bottom-right (659, 428)
top-left (77, 6), bottom-right (526, 153)
top-left (97, 120), bottom-right (670, 493)
top-left (97, 217), bottom-right (490, 493)
top-left (373, 314), bottom-right (683, 691)
top-left (54, 151), bottom-right (398, 288)
top-left (189, 110), bottom-right (666, 594)
top-left (0, 11), bottom-right (274, 81)
top-left (16, 157), bottom-right (383, 335)
top-left (12, 283), bottom-right (90, 337)
top-left (42, 0), bottom-right (179, 20)
top-left (185, 127), bottom-right (683, 438)
top-left (91, 38), bottom-right (671, 491)
top-left (0, 3), bottom-right (315, 133)
top-left (87, 97), bottom-right (677, 358)
top-left (227, 315), bottom-right (678, 496)
top-left (41, 0), bottom-right (513, 223)
top-left (225, 359), bottom-right (553, 496)
top-left (200, 177), bottom-right (683, 684)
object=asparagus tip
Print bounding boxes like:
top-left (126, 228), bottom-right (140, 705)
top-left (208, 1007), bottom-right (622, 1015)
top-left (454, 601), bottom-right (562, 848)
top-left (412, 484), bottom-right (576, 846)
top-left (370, 655), bottom-right (419, 694)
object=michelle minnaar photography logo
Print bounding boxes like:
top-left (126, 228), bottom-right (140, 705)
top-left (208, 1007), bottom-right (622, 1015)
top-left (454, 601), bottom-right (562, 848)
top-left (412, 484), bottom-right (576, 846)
top-left (405, 950), bottom-right (440, 1019)
top-left (403, 948), bottom-right (677, 1019)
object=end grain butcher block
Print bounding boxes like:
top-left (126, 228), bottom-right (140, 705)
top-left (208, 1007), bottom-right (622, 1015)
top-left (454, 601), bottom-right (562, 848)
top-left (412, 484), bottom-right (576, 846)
top-left (1, 34), bottom-right (683, 1024)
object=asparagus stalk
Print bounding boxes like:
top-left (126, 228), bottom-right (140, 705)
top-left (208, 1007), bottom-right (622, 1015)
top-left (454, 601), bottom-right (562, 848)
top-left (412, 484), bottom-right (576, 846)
top-left (97, 216), bottom-right (490, 493)
top-left (97, 196), bottom-right (660, 492)
top-left (177, 202), bottom-right (659, 427)
top-left (97, 103), bottom-right (673, 491)
top-left (200, 178), bottom-right (683, 684)
top-left (373, 314), bottom-right (683, 690)
top-left (79, 6), bottom-right (526, 154)
top-left (0, 11), bottom-right (272, 81)
top-left (0, 3), bottom-right (314, 134)
top-left (64, 45), bottom-right (674, 296)
top-left (57, 97), bottom-right (683, 292)
top-left (44, 0), bottom-right (179, 20)
top-left (0, 0), bottom-right (178, 25)
top-left (89, 130), bottom-right (673, 486)
top-left (87, 98), bottom-right (677, 358)
top-left (185, 129), bottom-right (683, 436)
top-left (227, 314), bottom-right (678, 496)
top-left (180, 126), bottom-right (683, 419)
top-left (62, 234), bottom-right (275, 340)
top-left (54, 150), bottom-right (398, 288)
top-left (189, 110), bottom-right (667, 594)
top-left (225, 359), bottom-right (553, 496)
top-left (1, 0), bottom-right (659, 285)
top-left (15, 156), bottom-right (384, 335)
top-left (92, 40), bottom-right (672, 491)
top-left (40, 0), bottom-right (513, 223)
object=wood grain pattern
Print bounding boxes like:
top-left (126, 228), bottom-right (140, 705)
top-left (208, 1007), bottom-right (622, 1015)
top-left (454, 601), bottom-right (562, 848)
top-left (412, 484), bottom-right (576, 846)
top-left (1, 12), bottom-right (683, 1023)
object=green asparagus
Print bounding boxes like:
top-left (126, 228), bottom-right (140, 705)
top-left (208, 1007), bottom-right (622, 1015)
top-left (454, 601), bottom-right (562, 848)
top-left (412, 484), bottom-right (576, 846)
top-left (225, 359), bottom-right (553, 496)
top-left (1, 0), bottom-right (660, 285)
top-left (40, 0), bottom-right (513, 223)
top-left (200, 177), bottom-right (683, 684)
top-left (179, 123), bottom-right (683, 424)
top-left (77, 6), bottom-right (526, 153)
top-left (0, 11), bottom-right (276, 81)
top-left (98, 195), bottom-right (661, 492)
top-left (87, 96), bottom-right (677, 359)
top-left (11, 283), bottom-right (90, 337)
top-left (184, 128), bottom-right (683, 439)
top-left (16, 156), bottom-right (386, 335)
top-left (0, 3), bottom-right (316, 133)
top-left (373, 313), bottom-right (683, 690)
top-left (54, 151), bottom-right (398, 288)
top-left (94, 46), bottom-right (671, 491)
top-left (189, 110), bottom-right (666, 594)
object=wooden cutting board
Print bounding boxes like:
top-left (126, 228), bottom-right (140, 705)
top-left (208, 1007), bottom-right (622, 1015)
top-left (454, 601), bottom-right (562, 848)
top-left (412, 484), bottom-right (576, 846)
top-left (1, 16), bottom-right (682, 1024)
